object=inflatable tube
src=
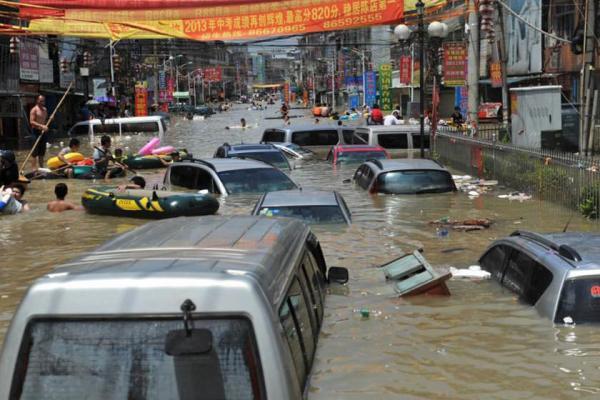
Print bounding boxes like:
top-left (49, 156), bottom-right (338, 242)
top-left (138, 137), bottom-right (160, 156)
top-left (82, 186), bottom-right (220, 219)
top-left (47, 152), bottom-right (85, 169)
top-left (123, 155), bottom-right (165, 169)
top-left (312, 107), bottom-right (322, 116)
top-left (76, 158), bottom-right (94, 166)
top-left (320, 107), bottom-right (330, 117)
top-left (152, 145), bottom-right (176, 155)
top-left (72, 166), bottom-right (126, 179)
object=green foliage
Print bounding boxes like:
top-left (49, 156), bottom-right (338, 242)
top-left (579, 183), bottom-right (600, 219)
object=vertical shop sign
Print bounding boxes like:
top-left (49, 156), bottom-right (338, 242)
top-left (135, 81), bottom-right (148, 116)
top-left (442, 42), bottom-right (467, 87)
top-left (399, 56), bottom-right (412, 85)
top-left (412, 61), bottom-right (420, 87)
top-left (364, 71), bottom-right (377, 108)
top-left (19, 38), bottom-right (39, 81)
top-left (166, 77), bottom-right (174, 101)
top-left (489, 62), bottom-right (502, 88)
top-left (378, 63), bottom-right (392, 111)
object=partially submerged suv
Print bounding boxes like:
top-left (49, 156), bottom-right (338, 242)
top-left (164, 158), bottom-right (298, 195)
top-left (479, 231), bottom-right (600, 324)
top-left (0, 216), bottom-right (349, 399)
top-left (214, 143), bottom-right (291, 170)
top-left (252, 190), bottom-right (351, 224)
top-left (261, 125), bottom-right (354, 156)
top-left (353, 159), bottom-right (456, 194)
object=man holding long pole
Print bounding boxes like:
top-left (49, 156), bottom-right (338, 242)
top-left (29, 95), bottom-right (49, 170)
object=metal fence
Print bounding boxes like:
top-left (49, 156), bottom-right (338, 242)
top-left (434, 131), bottom-right (600, 219)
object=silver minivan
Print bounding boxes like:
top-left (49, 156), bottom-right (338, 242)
top-left (0, 215), bottom-right (348, 399)
top-left (261, 125), bottom-right (355, 156)
top-left (68, 116), bottom-right (167, 137)
top-left (351, 125), bottom-right (431, 158)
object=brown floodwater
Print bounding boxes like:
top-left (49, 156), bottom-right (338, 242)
top-left (1, 105), bottom-right (600, 399)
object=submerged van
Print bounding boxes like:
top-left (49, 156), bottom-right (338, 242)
top-left (351, 125), bottom-right (431, 157)
top-left (68, 116), bottom-right (167, 137)
top-left (0, 216), bottom-right (348, 399)
top-left (261, 125), bottom-right (354, 156)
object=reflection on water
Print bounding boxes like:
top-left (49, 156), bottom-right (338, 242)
top-left (2, 106), bottom-right (600, 398)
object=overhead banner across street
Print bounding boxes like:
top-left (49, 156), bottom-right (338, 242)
top-left (19, 0), bottom-right (405, 40)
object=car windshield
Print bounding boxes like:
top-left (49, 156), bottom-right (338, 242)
top-left (218, 168), bottom-right (297, 194)
top-left (336, 151), bottom-right (387, 164)
top-left (283, 143), bottom-right (312, 155)
top-left (376, 170), bottom-right (455, 194)
top-left (234, 151), bottom-right (290, 170)
top-left (259, 205), bottom-right (347, 224)
top-left (555, 277), bottom-right (600, 324)
top-left (11, 318), bottom-right (263, 400)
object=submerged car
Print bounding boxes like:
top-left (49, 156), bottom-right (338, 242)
top-left (479, 231), bottom-right (600, 324)
top-left (214, 143), bottom-right (291, 170)
top-left (261, 125), bottom-right (355, 156)
top-left (164, 158), bottom-right (298, 195)
top-left (271, 142), bottom-right (315, 160)
top-left (252, 190), bottom-right (351, 224)
top-left (353, 159), bottom-right (456, 194)
top-left (326, 144), bottom-right (390, 165)
top-left (0, 215), bottom-right (349, 399)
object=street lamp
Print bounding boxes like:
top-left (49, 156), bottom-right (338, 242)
top-left (394, 3), bottom-right (448, 158)
top-left (317, 57), bottom-right (335, 111)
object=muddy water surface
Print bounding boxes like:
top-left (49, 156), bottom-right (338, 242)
top-left (2, 106), bottom-right (600, 399)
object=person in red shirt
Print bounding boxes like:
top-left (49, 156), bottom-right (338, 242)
top-left (369, 104), bottom-right (384, 125)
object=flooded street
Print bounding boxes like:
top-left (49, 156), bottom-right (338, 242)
top-left (2, 106), bottom-right (600, 399)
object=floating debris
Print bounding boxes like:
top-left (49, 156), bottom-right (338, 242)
top-left (498, 192), bottom-right (532, 201)
top-left (450, 266), bottom-right (491, 280)
top-left (430, 218), bottom-right (493, 232)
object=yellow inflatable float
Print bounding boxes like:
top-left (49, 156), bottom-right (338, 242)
top-left (46, 152), bottom-right (85, 169)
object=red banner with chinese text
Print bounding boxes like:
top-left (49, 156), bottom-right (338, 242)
top-left (399, 55), bottom-right (411, 85)
top-left (203, 66), bottom-right (222, 82)
top-left (135, 81), bottom-right (148, 116)
top-left (489, 62), bottom-right (502, 88)
top-left (22, 0), bottom-right (405, 40)
top-left (442, 42), bottom-right (467, 87)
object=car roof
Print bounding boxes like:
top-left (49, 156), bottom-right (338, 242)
top-left (174, 158), bottom-right (275, 172)
top-left (355, 125), bottom-right (429, 133)
top-left (73, 116), bottom-right (164, 125)
top-left (259, 190), bottom-right (339, 207)
top-left (227, 144), bottom-right (280, 153)
top-left (367, 159), bottom-right (447, 172)
top-left (511, 232), bottom-right (600, 270)
top-left (334, 145), bottom-right (386, 152)
top-left (50, 216), bottom-right (311, 306)
top-left (265, 124), bottom-right (345, 133)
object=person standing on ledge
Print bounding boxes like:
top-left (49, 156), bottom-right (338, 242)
top-left (29, 95), bottom-right (49, 170)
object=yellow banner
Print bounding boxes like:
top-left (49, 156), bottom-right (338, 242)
top-left (27, 0), bottom-right (405, 40)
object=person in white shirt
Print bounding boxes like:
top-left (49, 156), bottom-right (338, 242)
top-left (383, 110), bottom-right (401, 125)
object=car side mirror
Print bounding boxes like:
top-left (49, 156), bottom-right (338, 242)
top-left (328, 266), bottom-right (349, 284)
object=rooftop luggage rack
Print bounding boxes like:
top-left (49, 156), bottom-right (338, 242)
top-left (510, 230), bottom-right (582, 263)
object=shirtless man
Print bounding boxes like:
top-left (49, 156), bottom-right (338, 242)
top-left (29, 95), bottom-right (49, 170)
top-left (47, 183), bottom-right (81, 212)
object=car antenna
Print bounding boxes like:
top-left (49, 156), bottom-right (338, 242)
top-left (562, 213), bottom-right (574, 233)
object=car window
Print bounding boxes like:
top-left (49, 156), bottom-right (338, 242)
top-left (342, 129), bottom-right (355, 144)
top-left (375, 170), bottom-right (455, 194)
top-left (337, 193), bottom-right (352, 221)
top-left (556, 277), bottom-right (600, 324)
top-left (363, 167), bottom-right (375, 190)
top-left (352, 132), bottom-right (369, 144)
top-left (236, 151), bottom-right (290, 170)
top-left (503, 250), bottom-right (553, 305)
top-left (12, 318), bottom-right (264, 400)
top-left (94, 122), bottom-right (121, 134)
top-left (258, 205), bottom-right (347, 224)
top-left (377, 133), bottom-right (408, 149)
top-left (302, 251), bottom-right (326, 324)
top-left (262, 129), bottom-right (285, 142)
top-left (279, 278), bottom-right (316, 389)
top-left (411, 133), bottom-right (430, 149)
top-left (480, 245), bottom-right (510, 281)
top-left (197, 169), bottom-right (220, 194)
top-left (120, 122), bottom-right (160, 133)
top-left (218, 168), bottom-right (297, 194)
top-left (169, 165), bottom-right (200, 189)
top-left (292, 130), bottom-right (339, 146)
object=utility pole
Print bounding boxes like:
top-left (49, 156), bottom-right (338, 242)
top-left (467, 0), bottom-right (480, 132)
top-left (496, 1), bottom-right (510, 130)
top-left (580, 0), bottom-right (596, 154)
top-left (153, 40), bottom-right (159, 107)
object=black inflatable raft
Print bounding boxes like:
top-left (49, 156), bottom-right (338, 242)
top-left (82, 186), bottom-right (219, 219)
top-left (122, 151), bottom-right (192, 170)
